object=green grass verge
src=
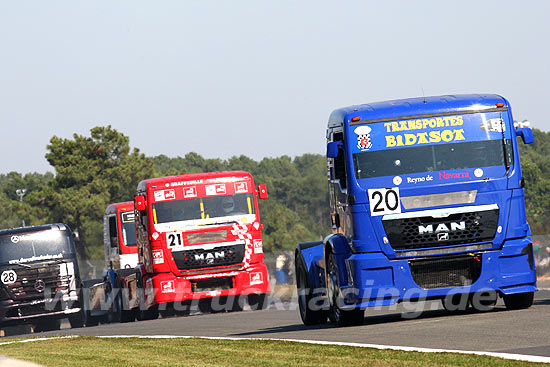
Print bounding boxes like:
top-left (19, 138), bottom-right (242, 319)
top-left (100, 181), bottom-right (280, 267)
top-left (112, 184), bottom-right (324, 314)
top-left (0, 336), bottom-right (547, 367)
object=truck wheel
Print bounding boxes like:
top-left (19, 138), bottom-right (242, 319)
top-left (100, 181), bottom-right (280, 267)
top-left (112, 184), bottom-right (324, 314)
top-left (120, 303), bottom-right (135, 323)
top-left (118, 278), bottom-right (135, 323)
top-left (84, 311), bottom-right (100, 327)
top-left (470, 291), bottom-right (498, 312)
top-left (33, 318), bottom-right (61, 332)
top-left (68, 287), bottom-right (85, 328)
top-left (198, 298), bottom-right (212, 314)
top-left (111, 288), bottom-right (123, 323)
top-left (503, 292), bottom-right (534, 310)
top-left (228, 295), bottom-right (245, 312)
top-left (296, 252), bottom-right (327, 325)
top-left (441, 293), bottom-right (471, 312)
top-left (135, 274), bottom-right (159, 321)
top-left (159, 304), bottom-right (175, 318)
top-left (137, 305), bottom-right (159, 321)
top-left (247, 293), bottom-right (269, 310)
top-left (327, 252), bottom-right (364, 327)
top-left (68, 310), bottom-right (84, 329)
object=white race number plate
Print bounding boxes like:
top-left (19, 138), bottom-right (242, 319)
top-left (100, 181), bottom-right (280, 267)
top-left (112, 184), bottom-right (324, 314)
top-left (1, 270), bottom-right (17, 285)
top-left (166, 231), bottom-right (184, 251)
top-left (367, 187), bottom-right (401, 216)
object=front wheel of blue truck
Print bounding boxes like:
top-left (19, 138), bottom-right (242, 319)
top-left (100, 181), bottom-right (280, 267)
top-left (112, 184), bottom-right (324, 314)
top-left (296, 251), bottom-right (327, 325)
top-left (503, 292), bottom-right (534, 310)
top-left (326, 252), bottom-right (364, 327)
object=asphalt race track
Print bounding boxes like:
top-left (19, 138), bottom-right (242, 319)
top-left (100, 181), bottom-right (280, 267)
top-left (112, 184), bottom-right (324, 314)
top-left (8, 283), bottom-right (549, 359)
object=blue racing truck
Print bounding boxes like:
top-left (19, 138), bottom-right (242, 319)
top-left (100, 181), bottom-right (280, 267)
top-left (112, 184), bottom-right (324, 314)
top-left (296, 94), bottom-right (537, 326)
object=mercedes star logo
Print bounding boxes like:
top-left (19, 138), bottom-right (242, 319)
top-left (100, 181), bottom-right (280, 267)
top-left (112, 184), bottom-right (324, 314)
top-left (34, 279), bottom-right (46, 293)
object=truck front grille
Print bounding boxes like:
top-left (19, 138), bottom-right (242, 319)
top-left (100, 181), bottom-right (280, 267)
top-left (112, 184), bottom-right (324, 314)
top-left (5, 264), bottom-right (70, 301)
top-left (173, 243), bottom-right (245, 271)
top-left (383, 208), bottom-right (499, 250)
top-left (409, 254), bottom-right (482, 289)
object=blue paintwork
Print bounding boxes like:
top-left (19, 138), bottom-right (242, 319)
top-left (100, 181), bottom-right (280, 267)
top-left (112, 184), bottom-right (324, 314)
top-left (298, 94), bottom-right (536, 308)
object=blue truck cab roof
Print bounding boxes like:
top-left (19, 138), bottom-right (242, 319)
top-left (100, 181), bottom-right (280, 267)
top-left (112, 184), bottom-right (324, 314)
top-left (328, 94), bottom-right (509, 127)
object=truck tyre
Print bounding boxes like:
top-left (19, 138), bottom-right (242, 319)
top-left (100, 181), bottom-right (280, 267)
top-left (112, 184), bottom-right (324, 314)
top-left (441, 293), bottom-right (471, 312)
top-left (68, 310), bottom-right (84, 328)
top-left (120, 292), bottom-right (135, 323)
top-left (327, 252), bottom-right (364, 327)
top-left (198, 298), bottom-right (212, 314)
top-left (136, 274), bottom-right (159, 321)
top-left (159, 304), bottom-right (176, 318)
top-left (247, 293), bottom-right (269, 310)
top-left (503, 292), bottom-right (534, 310)
top-left (227, 295), bottom-right (245, 312)
top-left (470, 291), bottom-right (498, 312)
top-left (296, 251), bottom-right (327, 325)
top-left (68, 286), bottom-right (85, 328)
top-left (117, 277), bottom-right (136, 323)
top-left (137, 305), bottom-right (159, 321)
top-left (33, 318), bottom-right (61, 332)
top-left (109, 277), bottom-right (123, 323)
top-left (84, 311), bottom-right (100, 327)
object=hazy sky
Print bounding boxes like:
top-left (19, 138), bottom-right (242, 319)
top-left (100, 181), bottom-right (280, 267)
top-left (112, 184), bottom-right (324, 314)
top-left (1, 1), bottom-right (549, 174)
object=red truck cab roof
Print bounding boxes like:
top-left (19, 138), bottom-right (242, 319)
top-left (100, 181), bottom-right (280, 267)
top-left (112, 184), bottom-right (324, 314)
top-left (137, 171), bottom-right (254, 193)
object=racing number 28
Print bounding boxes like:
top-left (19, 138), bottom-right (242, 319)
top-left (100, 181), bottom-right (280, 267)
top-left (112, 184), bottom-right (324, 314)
top-left (367, 187), bottom-right (401, 216)
top-left (1, 270), bottom-right (17, 285)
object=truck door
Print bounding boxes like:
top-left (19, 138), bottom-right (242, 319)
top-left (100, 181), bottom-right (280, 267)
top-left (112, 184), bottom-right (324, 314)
top-left (105, 214), bottom-right (121, 269)
top-left (328, 130), bottom-right (353, 240)
top-left (136, 197), bottom-right (153, 273)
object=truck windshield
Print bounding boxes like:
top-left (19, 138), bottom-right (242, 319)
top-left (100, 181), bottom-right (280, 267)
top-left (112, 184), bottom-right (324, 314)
top-left (351, 112), bottom-right (514, 180)
top-left (120, 211), bottom-right (136, 247)
top-left (0, 230), bottom-right (75, 265)
top-left (354, 139), bottom-right (513, 179)
top-left (152, 193), bottom-right (255, 225)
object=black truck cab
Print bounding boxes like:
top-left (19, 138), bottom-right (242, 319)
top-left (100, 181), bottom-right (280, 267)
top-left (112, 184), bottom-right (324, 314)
top-left (0, 224), bottom-right (83, 331)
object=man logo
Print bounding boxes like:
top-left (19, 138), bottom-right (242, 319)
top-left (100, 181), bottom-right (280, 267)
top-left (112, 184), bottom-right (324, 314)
top-left (194, 251), bottom-right (225, 264)
top-left (418, 221), bottom-right (466, 235)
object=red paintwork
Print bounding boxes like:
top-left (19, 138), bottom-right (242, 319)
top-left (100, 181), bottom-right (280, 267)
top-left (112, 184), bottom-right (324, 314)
top-left (136, 171), bottom-right (270, 305)
top-left (105, 201), bottom-right (138, 256)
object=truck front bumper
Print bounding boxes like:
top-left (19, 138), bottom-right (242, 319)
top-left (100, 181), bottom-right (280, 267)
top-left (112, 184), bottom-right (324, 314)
top-left (0, 294), bottom-right (81, 327)
top-left (147, 262), bottom-right (270, 305)
top-left (343, 237), bottom-right (536, 308)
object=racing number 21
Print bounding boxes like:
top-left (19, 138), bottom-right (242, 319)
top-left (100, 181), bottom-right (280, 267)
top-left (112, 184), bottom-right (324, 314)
top-left (166, 231), bottom-right (184, 250)
top-left (367, 187), bottom-right (401, 216)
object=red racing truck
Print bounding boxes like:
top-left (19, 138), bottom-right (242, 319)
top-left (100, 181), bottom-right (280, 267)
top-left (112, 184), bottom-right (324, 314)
top-left (82, 201), bottom-right (141, 325)
top-left (104, 201), bottom-right (138, 270)
top-left (134, 171), bottom-right (270, 314)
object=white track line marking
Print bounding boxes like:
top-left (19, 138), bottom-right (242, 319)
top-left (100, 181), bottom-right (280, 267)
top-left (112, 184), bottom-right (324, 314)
top-left (100, 335), bottom-right (550, 364)
top-left (0, 336), bottom-right (75, 346)
top-left (1, 335), bottom-right (549, 364)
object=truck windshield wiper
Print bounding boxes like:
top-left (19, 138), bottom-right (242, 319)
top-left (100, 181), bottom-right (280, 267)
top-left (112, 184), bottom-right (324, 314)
top-left (9, 262), bottom-right (33, 268)
top-left (198, 220), bottom-right (238, 226)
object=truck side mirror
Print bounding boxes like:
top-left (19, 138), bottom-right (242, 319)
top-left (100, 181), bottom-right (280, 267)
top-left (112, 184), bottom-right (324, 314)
top-left (258, 184), bottom-right (268, 199)
top-left (516, 127), bottom-right (534, 144)
top-left (135, 195), bottom-right (147, 211)
top-left (327, 141), bottom-right (342, 158)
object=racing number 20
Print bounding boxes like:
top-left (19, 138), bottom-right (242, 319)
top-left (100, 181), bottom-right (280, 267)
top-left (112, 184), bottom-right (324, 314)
top-left (368, 187), bottom-right (401, 216)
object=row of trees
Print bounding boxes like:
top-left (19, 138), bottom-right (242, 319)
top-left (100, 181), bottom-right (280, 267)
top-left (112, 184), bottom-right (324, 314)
top-left (0, 126), bottom-right (329, 259)
top-left (1, 126), bottom-right (549, 260)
